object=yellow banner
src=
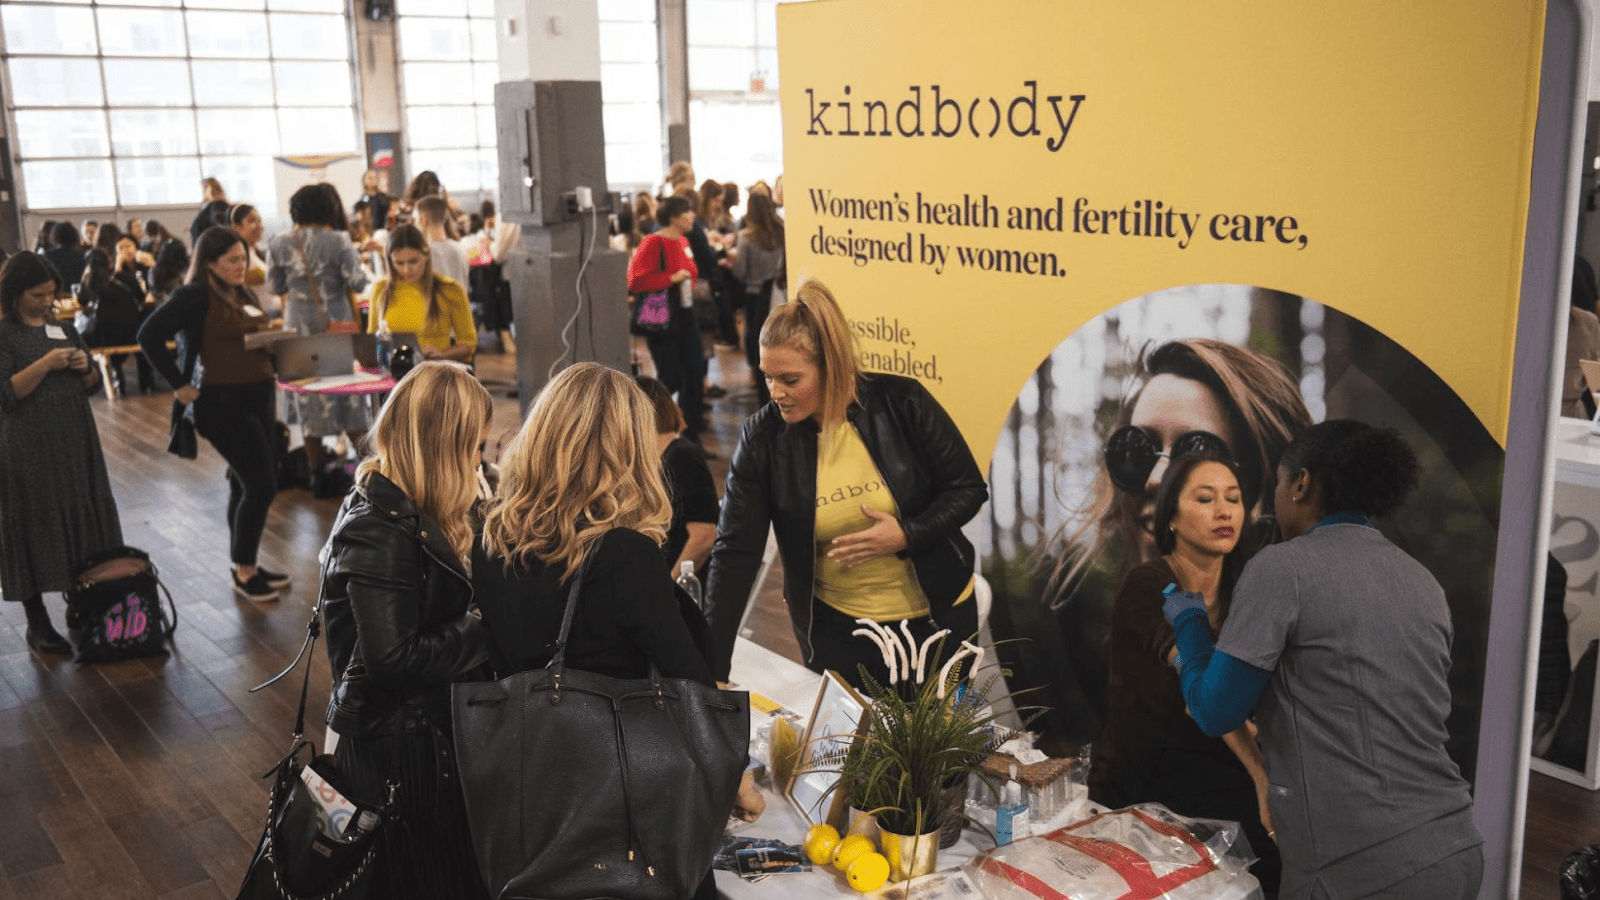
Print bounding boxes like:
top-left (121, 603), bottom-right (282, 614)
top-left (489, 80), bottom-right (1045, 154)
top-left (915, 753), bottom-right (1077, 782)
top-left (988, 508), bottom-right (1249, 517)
top-left (779, 0), bottom-right (1545, 457)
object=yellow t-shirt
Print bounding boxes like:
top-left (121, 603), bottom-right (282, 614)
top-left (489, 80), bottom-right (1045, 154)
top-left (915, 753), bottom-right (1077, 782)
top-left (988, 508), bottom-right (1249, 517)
top-left (368, 275), bottom-right (476, 355)
top-left (814, 424), bottom-right (931, 621)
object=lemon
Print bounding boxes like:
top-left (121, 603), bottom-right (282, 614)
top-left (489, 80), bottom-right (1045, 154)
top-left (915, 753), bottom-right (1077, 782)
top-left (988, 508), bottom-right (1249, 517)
top-left (802, 823), bottom-right (841, 866)
top-left (847, 851), bottom-right (890, 892)
top-left (832, 833), bottom-right (877, 871)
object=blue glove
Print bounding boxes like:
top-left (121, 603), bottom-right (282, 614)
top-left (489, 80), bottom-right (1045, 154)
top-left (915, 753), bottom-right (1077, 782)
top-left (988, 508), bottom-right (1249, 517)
top-left (1161, 583), bottom-right (1207, 628)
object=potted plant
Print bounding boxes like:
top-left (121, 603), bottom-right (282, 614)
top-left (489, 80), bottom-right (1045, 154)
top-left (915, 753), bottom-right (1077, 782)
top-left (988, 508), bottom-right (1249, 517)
top-left (825, 622), bottom-right (1019, 881)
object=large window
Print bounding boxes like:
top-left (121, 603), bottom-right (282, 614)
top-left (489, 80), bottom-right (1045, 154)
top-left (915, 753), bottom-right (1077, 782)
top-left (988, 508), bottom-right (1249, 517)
top-left (396, 0), bottom-right (663, 195)
top-left (598, 0), bottom-right (664, 188)
top-left (395, 0), bottom-right (498, 196)
top-left (686, 0), bottom-right (780, 192)
top-left (0, 0), bottom-right (360, 212)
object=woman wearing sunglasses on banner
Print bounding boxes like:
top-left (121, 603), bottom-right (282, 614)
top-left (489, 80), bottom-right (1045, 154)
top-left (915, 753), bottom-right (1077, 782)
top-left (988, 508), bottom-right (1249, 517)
top-left (1093, 451), bottom-right (1280, 897)
top-left (1037, 340), bottom-right (1313, 744)
top-left (1164, 420), bottom-right (1481, 900)
top-left (705, 279), bottom-right (989, 688)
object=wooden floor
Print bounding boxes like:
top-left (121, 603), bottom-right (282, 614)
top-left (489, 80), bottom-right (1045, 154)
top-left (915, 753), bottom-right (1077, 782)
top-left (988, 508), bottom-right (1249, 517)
top-left (0, 343), bottom-right (1589, 898)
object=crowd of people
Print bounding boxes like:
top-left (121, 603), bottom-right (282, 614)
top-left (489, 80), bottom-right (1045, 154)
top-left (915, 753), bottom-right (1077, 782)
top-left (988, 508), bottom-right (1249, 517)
top-left (0, 160), bottom-right (1494, 900)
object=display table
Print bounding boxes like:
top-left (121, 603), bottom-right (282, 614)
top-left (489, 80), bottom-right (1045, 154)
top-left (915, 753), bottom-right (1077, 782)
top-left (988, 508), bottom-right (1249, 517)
top-left (717, 639), bottom-right (988, 899)
top-left (1553, 416), bottom-right (1600, 489)
top-left (716, 639), bottom-right (1261, 900)
top-left (277, 371), bottom-right (395, 396)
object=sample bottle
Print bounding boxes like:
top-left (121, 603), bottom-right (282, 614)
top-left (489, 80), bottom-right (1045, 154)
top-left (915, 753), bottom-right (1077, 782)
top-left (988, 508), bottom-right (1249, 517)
top-left (995, 764), bottom-right (1030, 845)
top-left (676, 561), bottom-right (703, 608)
top-left (343, 809), bottom-right (380, 842)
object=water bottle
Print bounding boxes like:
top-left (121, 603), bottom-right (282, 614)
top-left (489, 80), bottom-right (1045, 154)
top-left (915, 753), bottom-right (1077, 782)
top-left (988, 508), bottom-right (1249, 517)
top-left (675, 561), bottom-right (702, 608)
top-left (387, 343), bottom-right (415, 380)
top-left (342, 809), bottom-right (380, 842)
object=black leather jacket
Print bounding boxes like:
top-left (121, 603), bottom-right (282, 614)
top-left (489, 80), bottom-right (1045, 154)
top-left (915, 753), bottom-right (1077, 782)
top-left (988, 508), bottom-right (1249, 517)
top-left (705, 374), bottom-right (988, 680)
top-left (321, 472), bottom-right (489, 738)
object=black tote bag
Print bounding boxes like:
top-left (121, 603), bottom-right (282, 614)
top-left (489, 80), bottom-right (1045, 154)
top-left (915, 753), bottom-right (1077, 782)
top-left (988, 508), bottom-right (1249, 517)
top-left (451, 551), bottom-right (749, 900)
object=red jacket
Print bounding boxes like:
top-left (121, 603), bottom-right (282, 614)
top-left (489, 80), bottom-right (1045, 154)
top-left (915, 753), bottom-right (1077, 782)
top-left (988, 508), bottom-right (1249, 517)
top-left (627, 233), bottom-right (697, 294)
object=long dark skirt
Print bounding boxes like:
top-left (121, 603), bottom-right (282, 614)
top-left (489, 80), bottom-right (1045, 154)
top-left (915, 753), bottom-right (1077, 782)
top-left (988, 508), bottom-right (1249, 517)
top-left (333, 726), bottom-right (489, 900)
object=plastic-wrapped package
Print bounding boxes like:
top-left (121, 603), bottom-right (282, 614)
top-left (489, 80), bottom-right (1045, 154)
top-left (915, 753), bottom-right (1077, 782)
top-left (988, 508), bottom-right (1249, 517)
top-left (1562, 844), bottom-right (1600, 900)
top-left (966, 804), bottom-right (1262, 900)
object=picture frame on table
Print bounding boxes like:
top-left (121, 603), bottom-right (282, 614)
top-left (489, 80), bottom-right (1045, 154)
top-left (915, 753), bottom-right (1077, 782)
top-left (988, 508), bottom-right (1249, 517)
top-left (786, 669), bottom-right (866, 828)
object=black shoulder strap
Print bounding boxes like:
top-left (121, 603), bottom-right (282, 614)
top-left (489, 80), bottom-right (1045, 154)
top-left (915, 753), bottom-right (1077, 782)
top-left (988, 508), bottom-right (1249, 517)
top-left (249, 602), bottom-right (322, 748)
top-left (548, 544), bottom-right (601, 671)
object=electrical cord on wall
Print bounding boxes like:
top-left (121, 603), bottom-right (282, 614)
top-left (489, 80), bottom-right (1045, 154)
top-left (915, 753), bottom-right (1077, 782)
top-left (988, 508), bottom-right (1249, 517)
top-left (549, 201), bottom-right (600, 380)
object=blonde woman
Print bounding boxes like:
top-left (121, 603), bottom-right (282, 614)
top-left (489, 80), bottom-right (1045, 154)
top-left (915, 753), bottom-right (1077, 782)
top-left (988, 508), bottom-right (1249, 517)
top-left (319, 361), bottom-right (493, 900)
top-left (705, 280), bottom-right (989, 687)
top-left (474, 363), bottom-right (758, 900)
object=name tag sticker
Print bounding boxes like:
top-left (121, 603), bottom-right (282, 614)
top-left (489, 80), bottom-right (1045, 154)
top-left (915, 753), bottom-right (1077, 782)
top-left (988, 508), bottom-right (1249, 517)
top-left (45, 325), bottom-right (66, 340)
top-left (242, 305), bottom-right (264, 317)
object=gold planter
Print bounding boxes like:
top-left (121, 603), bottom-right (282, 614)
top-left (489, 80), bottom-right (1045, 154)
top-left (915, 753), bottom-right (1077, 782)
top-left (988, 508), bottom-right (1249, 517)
top-left (847, 806), bottom-right (880, 842)
top-left (879, 827), bottom-right (938, 881)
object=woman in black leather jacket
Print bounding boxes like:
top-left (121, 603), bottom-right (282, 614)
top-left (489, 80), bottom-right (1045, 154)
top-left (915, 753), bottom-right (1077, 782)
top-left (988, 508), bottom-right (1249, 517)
top-left (705, 280), bottom-right (988, 686)
top-left (319, 361), bottom-right (493, 900)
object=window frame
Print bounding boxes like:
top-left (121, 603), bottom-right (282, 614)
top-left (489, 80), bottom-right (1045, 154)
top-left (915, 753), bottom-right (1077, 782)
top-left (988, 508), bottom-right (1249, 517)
top-left (0, 0), bottom-right (362, 214)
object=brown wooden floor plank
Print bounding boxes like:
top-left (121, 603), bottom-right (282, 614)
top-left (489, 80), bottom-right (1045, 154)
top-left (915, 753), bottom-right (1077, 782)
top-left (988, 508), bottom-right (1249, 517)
top-left (0, 738), bottom-right (77, 878)
top-left (35, 798), bottom-right (160, 900)
top-left (156, 881), bottom-right (227, 900)
top-left (104, 809), bottom-right (212, 896)
top-left (30, 692), bottom-right (148, 824)
top-left (177, 814), bottom-right (255, 895)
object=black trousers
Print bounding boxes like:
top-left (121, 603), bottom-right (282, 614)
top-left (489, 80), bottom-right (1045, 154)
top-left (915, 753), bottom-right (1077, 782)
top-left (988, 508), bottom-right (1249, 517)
top-left (645, 307), bottom-right (706, 434)
top-left (743, 282), bottom-right (773, 406)
top-left (193, 380), bottom-right (278, 566)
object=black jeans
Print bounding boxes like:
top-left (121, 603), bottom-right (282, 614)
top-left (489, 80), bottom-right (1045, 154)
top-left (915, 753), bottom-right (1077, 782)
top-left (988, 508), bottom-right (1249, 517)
top-left (645, 307), bottom-right (705, 433)
top-left (193, 380), bottom-right (278, 566)
top-left (743, 282), bottom-right (773, 406)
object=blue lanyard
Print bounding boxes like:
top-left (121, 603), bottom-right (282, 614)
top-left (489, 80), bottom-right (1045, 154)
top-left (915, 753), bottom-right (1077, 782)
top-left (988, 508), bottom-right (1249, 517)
top-left (1308, 511), bottom-right (1373, 533)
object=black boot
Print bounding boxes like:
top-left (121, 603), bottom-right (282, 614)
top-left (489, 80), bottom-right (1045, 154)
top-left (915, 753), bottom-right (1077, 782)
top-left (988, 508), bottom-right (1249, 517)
top-left (22, 595), bottom-right (72, 656)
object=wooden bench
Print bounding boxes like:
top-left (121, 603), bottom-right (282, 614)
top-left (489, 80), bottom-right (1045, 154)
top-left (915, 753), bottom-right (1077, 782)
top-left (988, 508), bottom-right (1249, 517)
top-left (90, 343), bottom-right (172, 402)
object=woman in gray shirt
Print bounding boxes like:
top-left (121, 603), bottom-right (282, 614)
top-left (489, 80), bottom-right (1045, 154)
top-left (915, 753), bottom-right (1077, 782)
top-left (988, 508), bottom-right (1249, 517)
top-left (730, 190), bottom-right (785, 405)
top-left (1163, 420), bottom-right (1482, 900)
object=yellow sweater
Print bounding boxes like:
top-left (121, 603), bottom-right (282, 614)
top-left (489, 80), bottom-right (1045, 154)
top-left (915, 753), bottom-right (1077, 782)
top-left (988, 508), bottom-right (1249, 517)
top-left (368, 276), bottom-right (476, 355)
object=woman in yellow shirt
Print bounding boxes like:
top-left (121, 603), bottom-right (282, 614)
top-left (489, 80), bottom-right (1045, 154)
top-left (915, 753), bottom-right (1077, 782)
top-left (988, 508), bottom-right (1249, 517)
top-left (368, 224), bottom-right (476, 363)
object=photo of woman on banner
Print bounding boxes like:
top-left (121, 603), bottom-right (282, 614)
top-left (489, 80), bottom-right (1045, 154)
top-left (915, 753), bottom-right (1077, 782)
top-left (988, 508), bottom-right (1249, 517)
top-left (982, 286), bottom-right (1503, 790)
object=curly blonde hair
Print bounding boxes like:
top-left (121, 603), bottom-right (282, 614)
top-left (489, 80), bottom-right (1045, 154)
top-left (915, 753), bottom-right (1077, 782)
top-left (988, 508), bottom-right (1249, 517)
top-left (480, 363), bottom-right (670, 579)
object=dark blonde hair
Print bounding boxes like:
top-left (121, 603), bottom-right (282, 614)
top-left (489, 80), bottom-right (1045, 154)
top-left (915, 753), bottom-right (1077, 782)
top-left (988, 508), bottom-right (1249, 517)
top-left (759, 279), bottom-right (859, 434)
top-left (481, 363), bottom-right (671, 579)
top-left (634, 375), bottom-right (687, 435)
top-left (357, 362), bottom-right (493, 559)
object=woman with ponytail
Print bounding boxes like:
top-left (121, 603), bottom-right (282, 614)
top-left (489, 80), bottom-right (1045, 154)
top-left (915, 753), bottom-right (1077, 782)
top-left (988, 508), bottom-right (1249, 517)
top-left (704, 279), bottom-right (988, 687)
top-left (1162, 420), bottom-right (1482, 899)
